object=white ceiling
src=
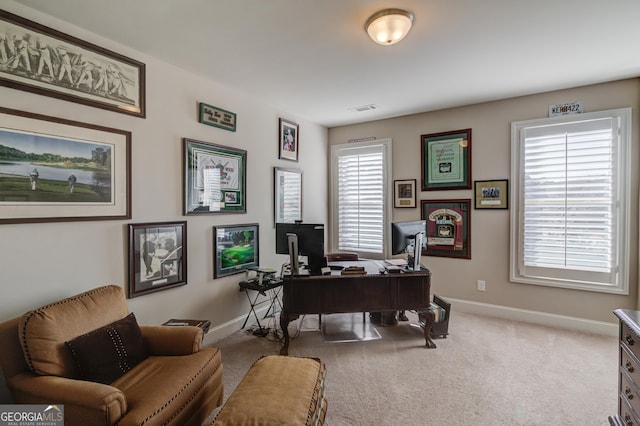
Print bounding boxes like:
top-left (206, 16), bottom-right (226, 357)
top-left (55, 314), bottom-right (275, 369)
top-left (13, 0), bottom-right (640, 127)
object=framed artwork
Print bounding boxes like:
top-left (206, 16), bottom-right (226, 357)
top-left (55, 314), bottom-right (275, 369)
top-left (0, 10), bottom-right (145, 118)
top-left (198, 102), bottom-right (236, 132)
top-left (274, 167), bottom-right (302, 223)
top-left (394, 179), bottom-right (416, 208)
top-left (128, 221), bottom-right (187, 298)
top-left (183, 138), bottom-right (247, 214)
top-left (474, 179), bottom-right (509, 209)
top-left (0, 106), bottom-right (131, 224)
top-left (213, 223), bottom-right (259, 278)
top-left (279, 118), bottom-right (299, 162)
top-left (421, 129), bottom-right (472, 191)
top-left (421, 199), bottom-right (471, 259)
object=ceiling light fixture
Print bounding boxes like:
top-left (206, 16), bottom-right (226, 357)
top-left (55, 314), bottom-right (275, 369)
top-left (365, 8), bottom-right (414, 46)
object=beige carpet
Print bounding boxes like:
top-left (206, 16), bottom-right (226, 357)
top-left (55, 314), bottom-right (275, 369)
top-left (207, 310), bottom-right (618, 426)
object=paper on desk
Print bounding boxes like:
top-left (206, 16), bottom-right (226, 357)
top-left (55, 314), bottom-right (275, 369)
top-left (385, 259), bottom-right (407, 266)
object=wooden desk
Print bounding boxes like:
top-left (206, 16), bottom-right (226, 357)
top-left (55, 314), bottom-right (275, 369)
top-left (279, 260), bottom-right (435, 355)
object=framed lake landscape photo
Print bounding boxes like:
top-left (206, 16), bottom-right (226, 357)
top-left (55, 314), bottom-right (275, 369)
top-left (421, 199), bottom-right (471, 259)
top-left (128, 221), bottom-right (187, 298)
top-left (474, 179), bottom-right (508, 209)
top-left (274, 167), bottom-right (302, 223)
top-left (0, 107), bottom-right (131, 224)
top-left (183, 138), bottom-right (247, 214)
top-left (421, 129), bottom-right (471, 191)
top-left (213, 223), bottom-right (259, 278)
top-left (279, 118), bottom-right (299, 162)
top-left (0, 10), bottom-right (145, 117)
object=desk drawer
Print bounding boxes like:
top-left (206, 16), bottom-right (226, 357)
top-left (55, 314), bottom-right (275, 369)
top-left (621, 372), bottom-right (640, 419)
top-left (620, 394), bottom-right (640, 426)
top-left (622, 345), bottom-right (640, 386)
top-left (622, 322), bottom-right (640, 360)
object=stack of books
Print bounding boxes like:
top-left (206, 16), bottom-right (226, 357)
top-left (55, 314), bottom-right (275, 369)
top-left (429, 302), bottom-right (446, 323)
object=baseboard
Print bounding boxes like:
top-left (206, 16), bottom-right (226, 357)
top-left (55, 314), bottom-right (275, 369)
top-left (203, 298), bottom-right (619, 345)
top-left (203, 305), bottom-right (273, 346)
top-left (444, 297), bottom-right (618, 337)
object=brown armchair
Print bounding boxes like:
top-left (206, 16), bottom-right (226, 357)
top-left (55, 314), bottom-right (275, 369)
top-left (0, 285), bottom-right (223, 426)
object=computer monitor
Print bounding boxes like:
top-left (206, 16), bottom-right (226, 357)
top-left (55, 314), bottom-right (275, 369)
top-left (275, 222), bottom-right (325, 274)
top-left (391, 220), bottom-right (426, 271)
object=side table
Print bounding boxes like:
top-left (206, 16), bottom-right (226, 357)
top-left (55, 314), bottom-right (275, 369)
top-left (238, 278), bottom-right (283, 336)
top-left (162, 318), bottom-right (211, 334)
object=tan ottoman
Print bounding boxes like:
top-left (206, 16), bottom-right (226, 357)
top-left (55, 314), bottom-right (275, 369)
top-left (212, 355), bottom-right (327, 425)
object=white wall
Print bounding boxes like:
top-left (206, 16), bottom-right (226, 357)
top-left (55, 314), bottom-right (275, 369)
top-left (0, 3), bottom-right (327, 345)
top-left (329, 78), bottom-right (640, 324)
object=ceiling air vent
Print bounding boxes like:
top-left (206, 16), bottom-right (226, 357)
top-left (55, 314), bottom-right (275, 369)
top-left (348, 104), bottom-right (377, 113)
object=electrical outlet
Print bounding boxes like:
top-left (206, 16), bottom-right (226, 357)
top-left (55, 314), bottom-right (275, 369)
top-left (477, 280), bottom-right (486, 292)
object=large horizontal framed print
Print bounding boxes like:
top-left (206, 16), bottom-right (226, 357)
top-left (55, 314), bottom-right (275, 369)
top-left (128, 221), bottom-right (187, 298)
top-left (421, 199), bottom-right (471, 259)
top-left (213, 223), bottom-right (259, 278)
top-left (183, 138), bottom-right (247, 214)
top-left (0, 107), bottom-right (131, 224)
top-left (421, 129), bottom-right (471, 191)
top-left (0, 10), bottom-right (145, 118)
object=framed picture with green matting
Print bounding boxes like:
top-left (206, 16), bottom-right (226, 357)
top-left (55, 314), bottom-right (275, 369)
top-left (213, 223), bottom-right (259, 278)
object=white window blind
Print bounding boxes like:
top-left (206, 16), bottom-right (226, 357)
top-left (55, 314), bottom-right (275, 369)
top-left (331, 140), bottom-right (391, 257)
top-left (510, 108), bottom-right (630, 293)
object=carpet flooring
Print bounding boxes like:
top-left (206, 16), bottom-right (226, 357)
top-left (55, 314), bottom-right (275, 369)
top-left (207, 310), bottom-right (618, 426)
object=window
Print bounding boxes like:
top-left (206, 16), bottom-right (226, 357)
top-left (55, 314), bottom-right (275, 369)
top-left (510, 108), bottom-right (631, 293)
top-left (330, 139), bottom-right (392, 259)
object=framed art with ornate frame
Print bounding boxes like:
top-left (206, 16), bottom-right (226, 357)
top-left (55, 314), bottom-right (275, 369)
top-left (183, 138), bottom-right (247, 214)
top-left (421, 199), bottom-right (471, 259)
top-left (279, 118), bottom-right (299, 162)
top-left (0, 106), bottom-right (131, 224)
top-left (0, 10), bottom-right (146, 118)
top-left (474, 179), bottom-right (509, 209)
top-left (213, 223), bottom-right (259, 278)
top-left (274, 167), bottom-right (302, 223)
top-left (421, 129), bottom-right (471, 191)
top-left (394, 179), bottom-right (416, 208)
top-left (128, 221), bottom-right (187, 298)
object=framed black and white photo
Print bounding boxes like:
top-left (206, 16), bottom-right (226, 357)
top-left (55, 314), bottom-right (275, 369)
top-left (183, 138), bottom-right (247, 214)
top-left (128, 221), bottom-right (187, 298)
top-left (394, 179), bottom-right (416, 208)
top-left (274, 167), bottom-right (302, 223)
top-left (474, 179), bottom-right (508, 209)
top-left (213, 223), bottom-right (259, 278)
top-left (0, 10), bottom-right (146, 117)
top-left (279, 118), bottom-right (299, 162)
top-left (0, 107), bottom-right (131, 224)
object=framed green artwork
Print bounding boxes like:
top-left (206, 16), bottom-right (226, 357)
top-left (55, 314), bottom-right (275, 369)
top-left (421, 129), bottom-right (471, 191)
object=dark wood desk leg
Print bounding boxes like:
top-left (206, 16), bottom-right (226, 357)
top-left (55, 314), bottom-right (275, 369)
top-left (417, 309), bottom-right (437, 349)
top-left (279, 313), bottom-right (297, 355)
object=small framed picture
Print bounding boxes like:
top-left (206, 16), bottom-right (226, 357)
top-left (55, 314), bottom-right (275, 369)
top-left (213, 223), bottom-right (259, 278)
top-left (474, 179), bottom-right (509, 209)
top-left (394, 179), bottom-right (417, 208)
top-left (128, 221), bottom-right (187, 298)
top-left (279, 118), bottom-right (299, 162)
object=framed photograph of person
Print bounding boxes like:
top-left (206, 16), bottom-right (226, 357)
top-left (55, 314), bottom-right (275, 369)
top-left (278, 118), bottom-right (299, 162)
top-left (421, 129), bottom-right (472, 191)
top-left (421, 199), bottom-right (471, 259)
top-left (128, 221), bottom-right (187, 298)
top-left (474, 179), bottom-right (509, 209)
top-left (394, 179), bottom-right (417, 208)
top-left (0, 106), bottom-right (131, 224)
top-left (183, 138), bottom-right (247, 214)
top-left (274, 167), bottom-right (302, 224)
top-left (213, 223), bottom-right (259, 278)
top-left (0, 10), bottom-right (146, 118)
